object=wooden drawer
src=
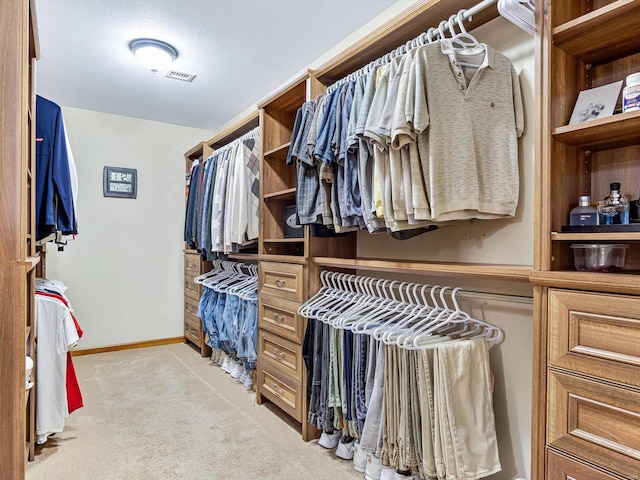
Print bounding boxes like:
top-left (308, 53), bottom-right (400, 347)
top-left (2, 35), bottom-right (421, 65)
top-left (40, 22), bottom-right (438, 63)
top-left (259, 295), bottom-right (304, 343)
top-left (549, 289), bottom-right (640, 388)
top-left (184, 273), bottom-right (200, 300)
top-left (547, 450), bottom-right (624, 480)
top-left (260, 261), bottom-right (304, 302)
top-left (184, 253), bottom-right (201, 275)
top-left (259, 329), bottom-right (303, 381)
top-left (184, 312), bottom-right (202, 346)
top-left (184, 296), bottom-right (199, 317)
top-left (547, 370), bottom-right (640, 479)
top-left (258, 363), bottom-right (302, 422)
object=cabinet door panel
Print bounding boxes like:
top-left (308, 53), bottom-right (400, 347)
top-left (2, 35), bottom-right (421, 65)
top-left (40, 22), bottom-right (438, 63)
top-left (258, 363), bottom-right (302, 422)
top-left (259, 329), bottom-right (303, 381)
top-left (547, 450), bottom-right (623, 480)
top-left (260, 261), bottom-right (304, 302)
top-left (549, 289), bottom-right (640, 387)
top-left (184, 253), bottom-right (201, 274)
top-left (548, 370), bottom-right (640, 478)
top-left (259, 295), bottom-right (303, 343)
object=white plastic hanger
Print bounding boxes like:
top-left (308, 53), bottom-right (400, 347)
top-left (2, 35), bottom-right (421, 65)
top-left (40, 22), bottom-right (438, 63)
top-left (440, 10), bottom-right (483, 70)
top-left (379, 284), bottom-right (431, 344)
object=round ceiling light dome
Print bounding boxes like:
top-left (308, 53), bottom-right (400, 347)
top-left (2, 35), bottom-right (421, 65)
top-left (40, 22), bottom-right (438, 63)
top-left (129, 38), bottom-right (178, 74)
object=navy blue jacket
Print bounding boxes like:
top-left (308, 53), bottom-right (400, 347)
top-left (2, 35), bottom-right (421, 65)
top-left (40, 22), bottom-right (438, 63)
top-left (35, 95), bottom-right (76, 240)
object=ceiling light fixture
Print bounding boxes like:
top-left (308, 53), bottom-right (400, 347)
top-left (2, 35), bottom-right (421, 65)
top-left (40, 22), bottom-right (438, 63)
top-left (129, 38), bottom-right (178, 74)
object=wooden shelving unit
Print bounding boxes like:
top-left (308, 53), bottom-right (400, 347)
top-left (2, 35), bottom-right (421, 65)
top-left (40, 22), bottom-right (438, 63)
top-left (182, 111), bottom-right (260, 356)
top-left (0, 0), bottom-right (40, 477)
top-left (250, 0), bottom-right (516, 445)
top-left (534, 1), bottom-right (640, 478)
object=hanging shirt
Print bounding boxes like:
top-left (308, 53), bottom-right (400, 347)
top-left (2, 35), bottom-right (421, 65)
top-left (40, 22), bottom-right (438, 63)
top-left (354, 69), bottom-right (386, 234)
top-left (210, 145), bottom-right (234, 252)
top-left (292, 100), bottom-right (323, 225)
top-left (61, 119), bottom-right (79, 243)
top-left (184, 160), bottom-right (201, 248)
top-left (35, 96), bottom-right (77, 240)
top-left (35, 295), bottom-right (80, 444)
top-left (423, 40), bottom-right (524, 221)
top-left (36, 291), bottom-right (84, 415)
top-left (243, 134), bottom-right (261, 242)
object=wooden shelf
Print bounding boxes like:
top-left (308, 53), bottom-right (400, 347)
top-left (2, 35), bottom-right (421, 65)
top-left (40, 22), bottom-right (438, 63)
top-left (552, 0), bottom-right (640, 64)
top-left (263, 187), bottom-right (296, 200)
top-left (530, 269), bottom-right (640, 295)
top-left (259, 254), bottom-right (307, 264)
top-left (228, 253), bottom-right (260, 262)
top-left (313, 257), bottom-right (532, 282)
top-left (263, 142), bottom-right (291, 160)
top-left (263, 238), bottom-right (305, 243)
top-left (552, 110), bottom-right (640, 151)
top-left (207, 111), bottom-right (259, 150)
top-left (184, 142), bottom-right (205, 161)
top-left (25, 256), bottom-right (40, 269)
top-left (552, 232), bottom-right (640, 241)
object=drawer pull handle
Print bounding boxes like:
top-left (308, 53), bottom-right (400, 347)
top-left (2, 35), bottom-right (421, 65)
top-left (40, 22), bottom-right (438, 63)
top-left (188, 262), bottom-right (197, 269)
top-left (187, 284), bottom-right (196, 291)
top-left (273, 384), bottom-right (285, 396)
top-left (187, 305), bottom-right (196, 313)
top-left (187, 327), bottom-right (197, 334)
top-left (273, 348), bottom-right (286, 359)
top-left (274, 279), bottom-right (286, 288)
top-left (273, 313), bottom-right (285, 323)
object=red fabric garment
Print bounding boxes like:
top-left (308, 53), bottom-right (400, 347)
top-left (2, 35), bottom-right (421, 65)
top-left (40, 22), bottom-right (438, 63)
top-left (66, 353), bottom-right (83, 413)
top-left (35, 291), bottom-right (84, 413)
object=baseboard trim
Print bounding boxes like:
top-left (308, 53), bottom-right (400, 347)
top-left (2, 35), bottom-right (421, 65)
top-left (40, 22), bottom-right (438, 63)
top-left (71, 337), bottom-right (184, 357)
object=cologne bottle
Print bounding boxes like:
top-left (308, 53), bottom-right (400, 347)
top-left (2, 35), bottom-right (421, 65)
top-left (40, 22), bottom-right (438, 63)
top-left (569, 195), bottom-right (597, 226)
top-left (597, 182), bottom-right (630, 225)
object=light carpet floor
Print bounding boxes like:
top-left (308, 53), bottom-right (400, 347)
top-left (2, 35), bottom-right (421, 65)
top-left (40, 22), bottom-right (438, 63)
top-left (26, 344), bottom-right (363, 480)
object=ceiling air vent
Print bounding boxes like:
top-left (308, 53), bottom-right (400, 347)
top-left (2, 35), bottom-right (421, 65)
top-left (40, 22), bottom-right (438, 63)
top-left (165, 70), bottom-right (197, 82)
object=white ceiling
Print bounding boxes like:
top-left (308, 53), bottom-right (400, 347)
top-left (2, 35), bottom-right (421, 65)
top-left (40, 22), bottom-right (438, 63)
top-left (36, 0), bottom-right (402, 132)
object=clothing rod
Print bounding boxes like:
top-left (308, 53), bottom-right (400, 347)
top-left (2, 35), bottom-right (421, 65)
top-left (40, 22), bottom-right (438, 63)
top-left (317, 269), bottom-right (532, 305)
top-left (454, 289), bottom-right (532, 305)
top-left (326, 0), bottom-right (498, 93)
top-left (209, 126), bottom-right (259, 155)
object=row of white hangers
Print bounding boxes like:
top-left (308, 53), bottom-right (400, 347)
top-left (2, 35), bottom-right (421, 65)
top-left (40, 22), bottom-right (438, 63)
top-left (498, 0), bottom-right (535, 36)
top-left (194, 260), bottom-right (258, 300)
top-left (205, 127), bottom-right (259, 160)
top-left (297, 271), bottom-right (503, 350)
top-left (327, 8), bottom-right (485, 94)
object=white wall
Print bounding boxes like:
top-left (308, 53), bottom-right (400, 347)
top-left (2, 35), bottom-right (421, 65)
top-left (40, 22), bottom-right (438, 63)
top-left (45, 107), bottom-right (211, 349)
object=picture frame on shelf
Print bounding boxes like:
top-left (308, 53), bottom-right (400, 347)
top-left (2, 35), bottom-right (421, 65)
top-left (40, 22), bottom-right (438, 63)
top-left (568, 80), bottom-right (623, 125)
